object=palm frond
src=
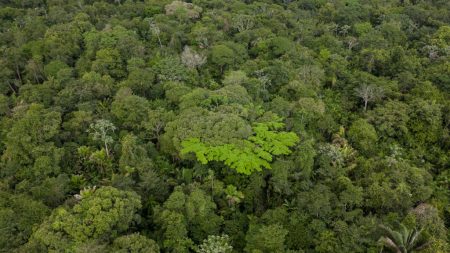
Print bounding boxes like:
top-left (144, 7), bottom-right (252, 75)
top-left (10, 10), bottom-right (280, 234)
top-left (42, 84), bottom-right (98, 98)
top-left (378, 236), bottom-right (401, 253)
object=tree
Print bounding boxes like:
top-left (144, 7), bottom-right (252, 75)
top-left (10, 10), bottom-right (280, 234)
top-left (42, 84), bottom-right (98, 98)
top-left (224, 185), bottom-right (244, 207)
top-left (347, 119), bottom-right (378, 155)
top-left (24, 56), bottom-right (44, 83)
top-left (407, 98), bottom-right (443, 146)
top-left (431, 25), bottom-right (450, 50)
top-left (297, 64), bottom-right (325, 89)
top-left (154, 188), bottom-right (192, 252)
top-left (245, 224), bottom-right (288, 253)
top-left (368, 100), bottom-right (410, 142)
top-left (91, 48), bottom-right (126, 79)
top-left (111, 88), bottom-right (150, 130)
top-left (378, 224), bottom-right (430, 253)
top-left (1, 103), bottom-right (62, 180)
top-left (27, 187), bottom-right (142, 251)
top-left (0, 193), bottom-right (49, 252)
top-left (18, 81), bottom-right (56, 107)
top-left (157, 210), bottom-right (192, 252)
top-left (355, 84), bottom-right (384, 111)
top-left (185, 187), bottom-right (223, 242)
top-left (43, 22), bottom-right (83, 64)
top-left (181, 46), bottom-right (206, 69)
top-left (122, 58), bottom-right (156, 98)
top-left (297, 184), bottom-right (334, 219)
top-left (181, 120), bottom-right (299, 175)
top-left (222, 71), bottom-right (249, 86)
top-left (112, 233), bottom-right (160, 253)
top-left (54, 71), bottom-right (115, 110)
top-left (155, 186), bottom-right (222, 250)
top-left (165, 1), bottom-right (202, 20)
top-left (362, 158), bottom-right (433, 212)
top-left (294, 97), bottom-right (326, 128)
top-left (161, 107), bottom-right (252, 155)
top-left (147, 18), bottom-right (163, 48)
top-left (269, 37), bottom-right (293, 58)
top-left (210, 44), bottom-right (235, 74)
top-left (119, 133), bottom-right (152, 171)
top-left (62, 110), bottom-right (94, 143)
top-left (43, 60), bottom-right (70, 78)
top-left (88, 119), bottom-right (116, 157)
top-left (232, 14), bottom-right (254, 32)
top-left (197, 235), bottom-right (233, 253)
top-left (153, 56), bottom-right (192, 82)
top-left (269, 159), bottom-right (294, 196)
top-left (30, 174), bottom-right (71, 207)
top-left (83, 25), bottom-right (144, 63)
top-left (142, 107), bottom-right (175, 142)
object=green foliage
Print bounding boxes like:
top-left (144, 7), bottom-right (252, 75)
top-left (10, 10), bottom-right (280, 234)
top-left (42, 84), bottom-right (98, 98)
top-left (0, 94), bottom-right (10, 115)
top-left (197, 234), bottom-right (233, 253)
top-left (165, 1), bottom-right (202, 20)
top-left (92, 48), bottom-right (126, 79)
top-left (88, 119), bottom-right (116, 156)
top-left (0, 0), bottom-right (449, 252)
top-left (185, 187), bottom-right (223, 241)
top-left (28, 187), bottom-right (142, 251)
top-left (225, 185), bottom-right (244, 207)
top-left (158, 210), bottom-right (193, 252)
top-left (378, 223), bottom-right (429, 253)
top-left (181, 120), bottom-right (299, 175)
top-left (211, 44), bottom-right (235, 72)
top-left (112, 233), bottom-right (160, 253)
top-left (269, 37), bottom-right (292, 58)
top-left (155, 186), bottom-right (222, 248)
top-left (245, 224), bottom-right (288, 253)
top-left (59, 187), bottom-right (140, 241)
top-left (162, 107), bottom-right (252, 154)
top-left (0, 192), bottom-right (49, 252)
top-left (1, 103), bottom-right (62, 180)
top-left (111, 88), bottom-right (150, 130)
top-left (347, 119), bottom-right (378, 155)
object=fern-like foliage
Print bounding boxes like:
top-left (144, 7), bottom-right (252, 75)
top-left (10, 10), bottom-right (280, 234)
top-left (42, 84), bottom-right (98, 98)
top-left (378, 223), bottom-right (430, 253)
top-left (181, 121), bottom-right (299, 175)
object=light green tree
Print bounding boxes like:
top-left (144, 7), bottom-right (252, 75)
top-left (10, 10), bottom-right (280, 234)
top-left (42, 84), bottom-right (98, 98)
top-left (181, 120), bottom-right (299, 175)
top-left (27, 187), bottom-right (142, 251)
top-left (112, 233), bottom-right (160, 253)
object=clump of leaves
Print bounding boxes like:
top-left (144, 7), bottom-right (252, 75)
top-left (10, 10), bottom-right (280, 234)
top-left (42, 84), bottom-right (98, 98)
top-left (225, 185), bottom-right (244, 207)
top-left (181, 120), bottom-right (299, 175)
top-left (196, 234), bottom-right (233, 253)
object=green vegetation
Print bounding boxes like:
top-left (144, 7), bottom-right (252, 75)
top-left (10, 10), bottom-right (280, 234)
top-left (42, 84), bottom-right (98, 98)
top-left (378, 223), bottom-right (429, 253)
top-left (181, 120), bottom-right (299, 175)
top-left (0, 0), bottom-right (448, 252)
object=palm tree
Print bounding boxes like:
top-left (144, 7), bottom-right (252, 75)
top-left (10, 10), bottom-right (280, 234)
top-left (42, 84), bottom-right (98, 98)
top-left (378, 223), bottom-right (430, 253)
top-left (224, 185), bottom-right (244, 207)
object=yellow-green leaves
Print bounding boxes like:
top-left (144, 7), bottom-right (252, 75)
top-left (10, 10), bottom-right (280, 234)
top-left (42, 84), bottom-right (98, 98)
top-left (181, 121), bottom-right (299, 175)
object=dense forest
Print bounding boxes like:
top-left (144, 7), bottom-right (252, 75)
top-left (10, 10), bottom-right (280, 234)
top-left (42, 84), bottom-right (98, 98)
top-left (0, 0), bottom-right (449, 252)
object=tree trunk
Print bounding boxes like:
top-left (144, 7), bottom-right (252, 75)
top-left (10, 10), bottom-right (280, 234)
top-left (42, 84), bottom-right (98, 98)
top-left (104, 141), bottom-right (110, 157)
top-left (15, 64), bottom-right (22, 85)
